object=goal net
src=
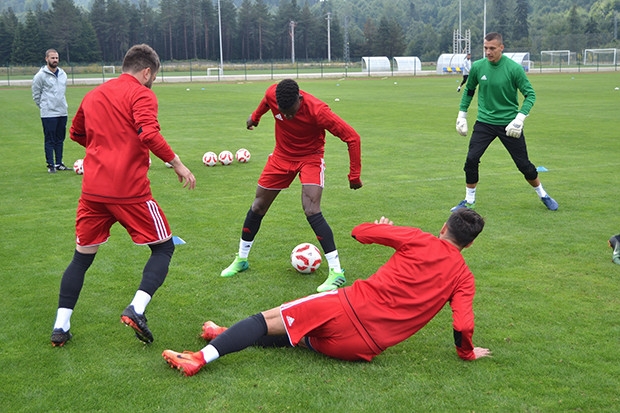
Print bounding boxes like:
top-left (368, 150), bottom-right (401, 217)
top-left (583, 49), bottom-right (617, 66)
top-left (540, 50), bottom-right (575, 67)
top-left (102, 65), bottom-right (116, 74)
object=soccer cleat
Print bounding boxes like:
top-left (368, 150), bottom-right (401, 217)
top-left (540, 195), bottom-right (559, 211)
top-left (121, 305), bottom-right (153, 343)
top-left (47, 164), bottom-right (56, 174)
top-left (201, 321), bottom-right (227, 341)
top-left (450, 200), bottom-right (475, 212)
top-left (51, 328), bottom-right (72, 347)
top-left (55, 163), bottom-right (70, 171)
top-left (609, 234), bottom-right (620, 265)
top-left (162, 350), bottom-right (206, 377)
top-left (317, 269), bottom-right (346, 293)
top-left (220, 254), bottom-right (249, 277)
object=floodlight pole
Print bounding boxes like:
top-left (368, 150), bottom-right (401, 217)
top-left (483, 0), bottom-right (487, 57)
top-left (326, 12), bottom-right (332, 62)
top-left (218, 0), bottom-right (224, 75)
top-left (459, 0), bottom-right (462, 54)
top-left (290, 21), bottom-right (296, 64)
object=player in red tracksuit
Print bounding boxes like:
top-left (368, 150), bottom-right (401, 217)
top-left (50, 44), bottom-right (196, 347)
top-left (219, 78), bottom-right (362, 293)
top-left (163, 208), bottom-right (491, 377)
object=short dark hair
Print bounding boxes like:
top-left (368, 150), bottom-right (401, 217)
top-left (275, 79), bottom-right (300, 110)
top-left (445, 208), bottom-right (485, 248)
top-left (484, 32), bottom-right (503, 44)
top-left (122, 44), bottom-right (160, 75)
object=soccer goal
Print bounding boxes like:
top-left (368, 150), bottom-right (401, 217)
top-left (540, 50), bottom-right (576, 67)
top-left (583, 49), bottom-right (617, 66)
top-left (102, 65), bottom-right (116, 74)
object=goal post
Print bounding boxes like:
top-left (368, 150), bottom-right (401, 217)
top-left (583, 49), bottom-right (617, 66)
top-left (102, 65), bottom-right (116, 74)
top-left (540, 50), bottom-right (575, 67)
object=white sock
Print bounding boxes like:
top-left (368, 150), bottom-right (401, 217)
top-left (325, 250), bottom-right (342, 272)
top-left (130, 290), bottom-right (151, 315)
top-left (200, 344), bottom-right (220, 363)
top-left (533, 184), bottom-right (547, 198)
top-left (466, 187), bottom-right (476, 204)
top-left (54, 308), bottom-right (73, 332)
top-left (238, 239), bottom-right (253, 259)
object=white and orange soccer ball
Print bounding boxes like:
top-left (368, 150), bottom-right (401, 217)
top-left (73, 159), bottom-right (84, 175)
top-left (291, 243), bottom-right (322, 274)
top-left (202, 151), bottom-right (218, 166)
top-left (218, 150), bottom-right (234, 165)
top-left (235, 148), bottom-right (251, 163)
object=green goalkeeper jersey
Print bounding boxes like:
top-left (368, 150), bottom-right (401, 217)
top-left (459, 54), bottom-right (535, 126)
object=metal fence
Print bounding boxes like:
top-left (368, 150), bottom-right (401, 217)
top-left (2, 58), bottom-right (618, 87)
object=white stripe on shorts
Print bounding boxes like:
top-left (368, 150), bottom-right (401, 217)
top-left (146, 200), bottom-right (169, 240)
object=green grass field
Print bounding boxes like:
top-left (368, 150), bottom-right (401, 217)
top-left (1, 73), bottom-right (619, 412)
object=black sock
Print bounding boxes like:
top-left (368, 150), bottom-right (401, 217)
top-left (58, 250), bottom-right (96, 309)
top-left (307, 212), bottom-right (336, 253)
top-left (241, 209), bottom-right (264, 242)
top-left (253, 335), bottom-right (293, 348)
top-left (138, 238), bottom-right (175, 296)
top-left (209, 313), bottom-right (268, 356)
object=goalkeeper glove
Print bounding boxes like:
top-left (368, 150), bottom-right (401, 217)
top-left (505, 113), bottom-right (527, 138)
top-left (455, 111), bottom-right (468, 136)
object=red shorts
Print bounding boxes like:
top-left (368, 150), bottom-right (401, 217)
top-left (257, 154), bottom-right (325, 190)
top-left (75, 198), bottom-right (171, 247)
top-left (280, 290), bottom-right (377, 362)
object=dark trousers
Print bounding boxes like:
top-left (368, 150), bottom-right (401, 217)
top-left (42, 116), bottom-right (68, 166)
top-left (463, 121), bottom-right (538, 184)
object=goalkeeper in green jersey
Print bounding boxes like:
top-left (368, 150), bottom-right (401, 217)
top-left (452, 32), bottom-right (558, 212)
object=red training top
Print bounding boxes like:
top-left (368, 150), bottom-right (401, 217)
top-left (339, 222), bottom-right (478, 360)
top-left (70, 74), bottom-right (175, 204)
top-left (250, 84), bottom-right (362, 183)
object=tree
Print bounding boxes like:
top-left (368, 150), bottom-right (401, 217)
top-left (219, 0), bottom-right (238, 60)
top-left (49, 0), bottom-right (82, 63)
top-left (513, 0), bottom-right (530, 42)
top-left (15, 10), bottom-right (42, 64)
top-left (0, 9), bottom-right (18, 64)
top-left (375, 16), bottom-right (406, 57)
top-left (274, 0), bottom-right (300, 59)
top-left (297, 2), bottom-right (319, 60)
top-left (237, 0), bottom-right (254, 60)
top-left (253, 0), bottom-right (274, 61)
top-left (199, 0), bottom-right (216, 60)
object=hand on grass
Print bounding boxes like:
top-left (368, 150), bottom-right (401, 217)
top-left (473, 347), bottom-right (492, 359)
top-left (374, 216), bottom-right (393, 225)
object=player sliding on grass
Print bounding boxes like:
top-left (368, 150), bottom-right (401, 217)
top-left (452, 32), bottom-right (558, 212)
top-left (49, 44), bottom-right (196, 347)
top-left (220, 78), bottom-right (362, 293)
top-left (164, 209), bottom-right (491, 376)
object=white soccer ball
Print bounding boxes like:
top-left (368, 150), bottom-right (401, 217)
top-left (202, 151), bottom-right (218, 166)
top-left (218, 150), bottom-right (234, 165)
top-left (235, 148), bottom-right (251, 163)
top-left (73, 159), bottom-right (84, 175)
top-left (291, 243), bottom-right (322, 274)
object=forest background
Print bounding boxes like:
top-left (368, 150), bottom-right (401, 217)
top-left (0, 0), bottom-right (619, 66)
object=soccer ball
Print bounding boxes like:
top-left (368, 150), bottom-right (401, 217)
top-left (291, 243), bottom-right (322, 274)
top-left (73, 159), bottom-right (84, 175)
top-left (202, 151), bottom-right (218, 166)
top-left (218, 150), bottom-right (234, 165)
top-left (235, 148), bottom-right (251, 163)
